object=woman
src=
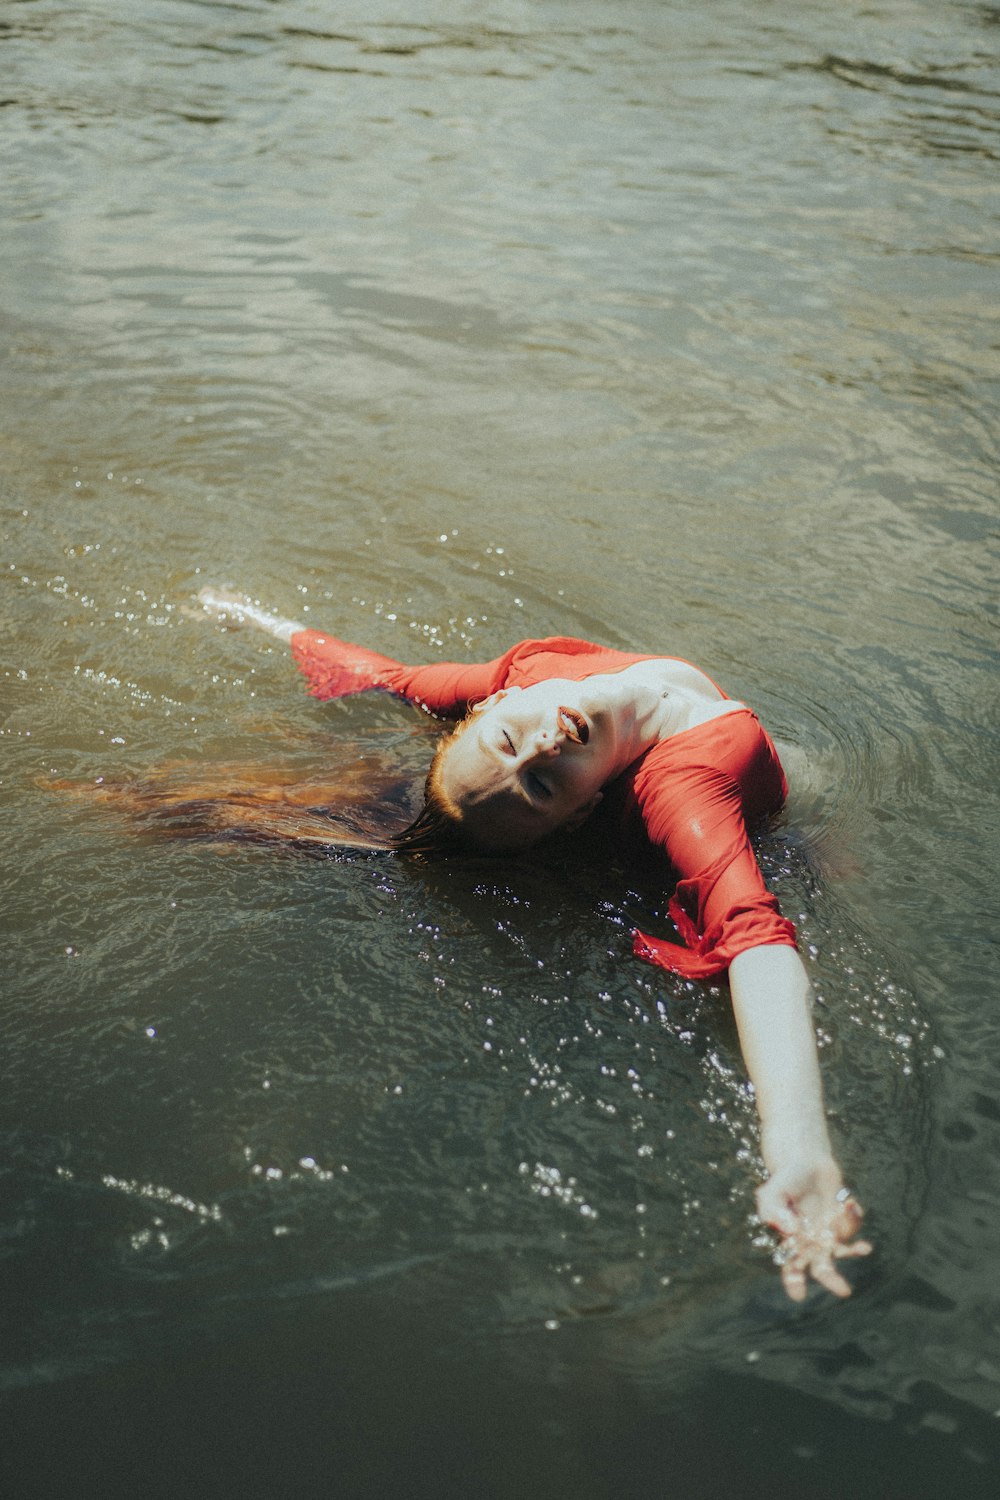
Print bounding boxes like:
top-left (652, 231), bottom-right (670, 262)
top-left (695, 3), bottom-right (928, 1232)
top-left (137, 587), bottom-right (875, 1299)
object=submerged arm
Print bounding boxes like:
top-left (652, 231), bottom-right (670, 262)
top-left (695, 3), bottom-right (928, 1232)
top-left (198, 586), bottom-right (300, 641)
top-left (196, 585), bottom-right (507, 714)
top-left (728, 943), bottom-right (871, 1300)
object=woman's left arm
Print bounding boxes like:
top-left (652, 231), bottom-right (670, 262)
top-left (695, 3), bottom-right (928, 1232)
top-left (728, 943), bottom-right (871, 1300)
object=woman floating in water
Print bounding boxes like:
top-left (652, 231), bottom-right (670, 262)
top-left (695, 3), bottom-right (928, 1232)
top-left (93, 585), bottom-right (874, 1300)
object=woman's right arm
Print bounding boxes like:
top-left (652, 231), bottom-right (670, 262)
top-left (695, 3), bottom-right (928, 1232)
top-left (197, 586), bottom-right (508, 717)
top-left (198, 586), bottom-right (299, 641)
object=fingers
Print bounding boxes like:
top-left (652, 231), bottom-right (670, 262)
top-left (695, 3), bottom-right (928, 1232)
top-left (755, 1182), bottom-right (797, 1238)
top-left (810, 1259), bottom-right (854, 1299)
top-left (774, 1231), bottom-right (872, 1301)
top-left (768, 1209), bottom-right (872, 1301)
top-left (834, 1238), bottom-right (873, 1260)
top-left (778, 1238), bottom-right (861, 1301)
top-left (195, 587), bottom-right (299, 642)
top-left (198, 586), bottom-right (243, 615)
top-left (756, 1175), bottom-right (872, 1299)
top-left (780, 1259), bottom-right (809, 1303)
top-left (834, 1193), bottom-right (865, 1237)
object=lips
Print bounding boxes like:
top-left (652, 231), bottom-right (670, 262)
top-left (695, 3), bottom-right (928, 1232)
top-left (557, 706), bottom-right (589, 745)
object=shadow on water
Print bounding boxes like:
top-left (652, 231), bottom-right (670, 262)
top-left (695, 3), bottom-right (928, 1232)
top-left (2, 1266), bottom-right (999, 1500)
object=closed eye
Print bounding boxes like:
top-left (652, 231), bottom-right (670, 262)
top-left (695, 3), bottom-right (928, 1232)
top-left (526, 771), bottom-right (552, 800)
top-left (501, 730), bottom-right (516, 754)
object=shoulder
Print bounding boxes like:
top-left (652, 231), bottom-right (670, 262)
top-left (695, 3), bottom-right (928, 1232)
top-left (501, 636), bottom-right (650, 681)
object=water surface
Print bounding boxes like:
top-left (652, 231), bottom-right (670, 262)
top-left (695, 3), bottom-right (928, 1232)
top-left (2, 1), bottom-right (999, 1495)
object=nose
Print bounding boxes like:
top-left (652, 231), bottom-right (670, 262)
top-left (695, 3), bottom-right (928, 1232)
top-left (527, 726), bottom-right (561, 759)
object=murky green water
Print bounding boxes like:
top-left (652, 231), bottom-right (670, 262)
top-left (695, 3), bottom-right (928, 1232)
top-left (2, 1), bottom-right (998, 1494)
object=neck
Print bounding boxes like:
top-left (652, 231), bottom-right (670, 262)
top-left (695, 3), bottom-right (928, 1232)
top-left (575, 671), bottom-right (666, 777)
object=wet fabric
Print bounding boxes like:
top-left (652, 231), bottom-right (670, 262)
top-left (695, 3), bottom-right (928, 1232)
top-left (291, 631), bottom-right (727, 711)
top-left (291, 630), bottom-right (796, 979)
top-left (626, 712), bottom-right (796, 978)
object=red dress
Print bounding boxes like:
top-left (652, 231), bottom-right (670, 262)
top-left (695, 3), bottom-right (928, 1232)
top-left (291, 631), bottom-right (797, 981)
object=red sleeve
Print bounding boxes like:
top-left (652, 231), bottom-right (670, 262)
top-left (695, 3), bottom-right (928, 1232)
top-left (628, 713), bottom-right (797, 981)
top-left (290, 628), bottom-right (509, 719)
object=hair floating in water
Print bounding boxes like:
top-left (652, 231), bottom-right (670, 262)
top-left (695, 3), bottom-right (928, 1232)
top-left (51, 757), bottom-right (418, 857)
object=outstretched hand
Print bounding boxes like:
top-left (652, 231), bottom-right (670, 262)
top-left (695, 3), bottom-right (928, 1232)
top-left (756, 1155), bottom-right (872, 1302)
top-left (193, 586), bottom-right (299, 643)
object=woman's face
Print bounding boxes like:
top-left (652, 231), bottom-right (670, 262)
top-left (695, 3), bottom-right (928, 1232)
top-left (436, 681), bottom-right (618, 851)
